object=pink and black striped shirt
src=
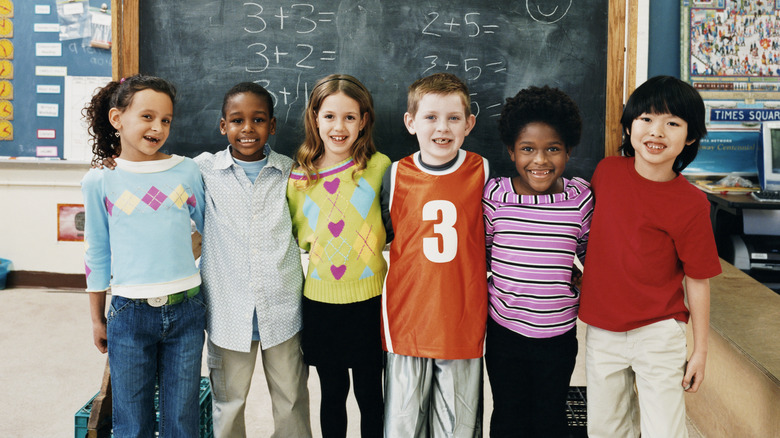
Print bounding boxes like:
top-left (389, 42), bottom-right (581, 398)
top-left (482, 176), bottom-right (594, 338)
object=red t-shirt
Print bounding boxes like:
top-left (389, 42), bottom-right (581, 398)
top-left (382, 151), bottom-right (488, 359)
top-left (579, 157), bottom-right (722, 332)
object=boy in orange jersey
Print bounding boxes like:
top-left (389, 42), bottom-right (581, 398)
top-left (380, 72), bottom-right (490, 437)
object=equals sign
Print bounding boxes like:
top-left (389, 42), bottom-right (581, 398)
top-left (486, 62), bottom-right (506, 73)
top-left (487, 102), bottom-right (502, 117)
top-left (321, 50), bottom-right (336, 61)
top-left (319, 12), bottom-right (335, 23)
top-left (483, 25), bottom-right (498, 34)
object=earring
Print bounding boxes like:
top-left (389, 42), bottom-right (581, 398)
top-left (114, 131), bottom-right (120, 137)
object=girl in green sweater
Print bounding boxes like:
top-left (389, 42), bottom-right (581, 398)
top-left (287, 74), bottom-right (390, 438)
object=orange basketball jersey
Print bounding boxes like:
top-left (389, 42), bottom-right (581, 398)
top-left (382, 150), bottom-right (488, 360)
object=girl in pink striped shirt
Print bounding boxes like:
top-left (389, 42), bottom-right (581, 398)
top-left (482, 85), bottom-right (594, 438)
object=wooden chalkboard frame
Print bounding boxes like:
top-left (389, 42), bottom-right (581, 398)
top-left (112, 0), bottom-right (632, 159)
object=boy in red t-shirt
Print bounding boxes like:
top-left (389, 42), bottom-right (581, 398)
top-left (579, 76), bottom-right (722, 438)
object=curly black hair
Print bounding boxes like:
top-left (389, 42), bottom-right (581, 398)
top-left (498, 85), bottom-right (582, 151)
top-left (83, 75), bottom-right (177, 166)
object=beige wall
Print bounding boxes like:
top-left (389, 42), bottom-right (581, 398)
top-left (0, 161), bottom-right (89, 274)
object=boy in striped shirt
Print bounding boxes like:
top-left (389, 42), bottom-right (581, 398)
top-left (482, 86), bottom-right (594, 438)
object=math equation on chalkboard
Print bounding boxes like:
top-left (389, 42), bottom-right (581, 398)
top-left (139, 0), bottom-right (606, 180)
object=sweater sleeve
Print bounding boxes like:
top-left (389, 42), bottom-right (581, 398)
top-left (81, 170), bottom-right (111, 292)
top-left (482, 178), bottom-right (498, 268)
top-left (380, 165), bottom-right (394, 243)
top-left (576, 186), bottom-right (595, 262)
top-left (187, 161), bottom-right (206, 234)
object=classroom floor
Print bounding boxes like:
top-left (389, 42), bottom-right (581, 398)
top-left (0, 287), bottom-right (704, 437)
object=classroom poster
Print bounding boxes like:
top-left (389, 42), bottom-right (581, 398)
top-left (682, 0), bottom-right (780, 100)
top-left (57, 204), bottom-right (84, 241)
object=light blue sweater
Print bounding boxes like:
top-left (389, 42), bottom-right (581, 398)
top-left (81, 155), bottom-right (205, 297)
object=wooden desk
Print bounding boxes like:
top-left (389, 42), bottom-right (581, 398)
top-left (685, 260), bottom-right (780, 437)
top-left (706, 192), bottom-right (780, 216)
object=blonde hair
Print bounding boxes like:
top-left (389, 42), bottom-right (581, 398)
top-left (293, 74), bottom-right (377, 190)
top-left (407, 72), bottom-right (471, 117)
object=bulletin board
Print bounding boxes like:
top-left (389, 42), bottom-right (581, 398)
top-left (0, 0), bottom-right (111, 160)
top-left (682, 0), bottom-right (780, 100)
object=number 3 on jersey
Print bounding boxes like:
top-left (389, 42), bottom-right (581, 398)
top-left (422, 200), bottom-right (457, 263)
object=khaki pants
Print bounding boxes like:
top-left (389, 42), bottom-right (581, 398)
top-left (207, 333), bottom-right (312, 438)
top-left (586, 319), bottom-right (688, 438)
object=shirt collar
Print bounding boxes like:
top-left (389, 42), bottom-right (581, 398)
top-left (213, 144), bottom-right (283, 171)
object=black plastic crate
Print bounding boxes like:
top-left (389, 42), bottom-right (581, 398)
top-left (567, 386), bottom-right (588, 437)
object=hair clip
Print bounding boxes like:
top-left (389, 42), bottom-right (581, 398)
top-left (120, 77), bottom-right (126, 83)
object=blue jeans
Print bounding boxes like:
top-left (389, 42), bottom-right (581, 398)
top-left (107, 292), bottom-right (206, 438)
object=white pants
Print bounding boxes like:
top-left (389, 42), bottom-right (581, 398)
top-left (586, 319), bottom-right (688, 438)
top-left (207, 333), bottom-right (312, 438)
top-left (383, 353), bottom-right (482, 438)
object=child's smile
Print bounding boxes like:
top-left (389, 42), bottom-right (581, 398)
top-left (315, 92), bottom-right (366, 167)
top-left (404, 93), bottom-right (475, 166)
top-left (629, 112), bottom-right (694, 181)
top-left (508, 122), bottom-right (569, 196)
top-left (220, 91), bottom-right (276, 162)
top-left (111, 89), bottom-right (173, 162)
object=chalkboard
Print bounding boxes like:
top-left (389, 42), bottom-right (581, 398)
top-left (0, 0), bottom-right (111, 159)
top-left (135, 0), bottom-right (618, 180)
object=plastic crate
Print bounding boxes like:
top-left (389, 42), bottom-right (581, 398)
top-left (566, 386), bottom-right (588, 437)
top-left (0, 258), bottom-right (11, 290)
top-left (75, 376), bottom-right (212, 438)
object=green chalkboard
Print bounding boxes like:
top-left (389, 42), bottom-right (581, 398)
top-left (138, 1), bottom-right (611, 179)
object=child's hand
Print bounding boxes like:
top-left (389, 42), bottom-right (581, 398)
top-left (682, 353), bottom-right (706, 392)
top-left (92, 155), bottom-right (118, 170)
top-left (571, 266), bottom-right (583, 288)
top-left (92, 318), bottom-right (108, 354)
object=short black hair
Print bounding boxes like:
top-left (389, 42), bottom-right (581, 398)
top-left (221, 82), bottom-right (274, 119)
top-left (620, 75), bottom-right (707, 173)
top-left (498, 85), bottom-right (582, 151)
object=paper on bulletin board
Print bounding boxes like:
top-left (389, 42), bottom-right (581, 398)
top-left (63, 75), bottom-right (110, 161)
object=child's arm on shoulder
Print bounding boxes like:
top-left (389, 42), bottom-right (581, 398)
top-left (380, 165), bottom-right (394, 242)
top-left (683, 276), bottom-right (710, 392)
top-left (89, 291), bottom-right (108, 354)
top-left (93, 156), bottom-right (118, 169)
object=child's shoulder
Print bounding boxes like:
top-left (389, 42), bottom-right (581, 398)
top-left (81, 166), bottom-right (108, 186)
top-left (371, 151), bottom-right (391, 165)
top-left (483, 176), bottom-right (508, 193)
top-left (266, 148), bottom-right (294, 172)
top-left (596, 155), bottom-right (627, 170)
top-left (567, 176), bottom-right (592, 190)
top-left (174, 155), bottom-right (203, 174)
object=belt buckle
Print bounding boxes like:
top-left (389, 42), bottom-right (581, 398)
top-left (147, 296), bottom-right (168, 307)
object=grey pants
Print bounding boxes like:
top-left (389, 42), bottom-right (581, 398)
top-left (384, 352), bottom-right (483, 438)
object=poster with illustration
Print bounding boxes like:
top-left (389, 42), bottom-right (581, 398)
top-left (682, 0), bottom-right (780, 99)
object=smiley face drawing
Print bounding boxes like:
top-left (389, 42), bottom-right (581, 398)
top-left (526, 0), bottom-right (573, 24)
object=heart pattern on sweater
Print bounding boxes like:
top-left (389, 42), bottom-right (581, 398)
top-left (330, 264), bottom-right (347, 280)
top-left (324, 178), bottom-right (340, 194)
top-left (328, 220), bottom-right (345, 237)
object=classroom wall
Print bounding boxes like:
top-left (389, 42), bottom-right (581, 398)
top-left (648, 0), bottom-right (680, 78)
top-left (0, 162), bottom-right (88, 275)
top-left (2, 1), bottom-right (676, 280)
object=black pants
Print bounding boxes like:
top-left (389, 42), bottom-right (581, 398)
top-left (316, 362), bottom-right (384, 438)
top-left (485, 319), bottom-right (577, 438)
